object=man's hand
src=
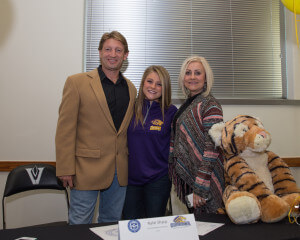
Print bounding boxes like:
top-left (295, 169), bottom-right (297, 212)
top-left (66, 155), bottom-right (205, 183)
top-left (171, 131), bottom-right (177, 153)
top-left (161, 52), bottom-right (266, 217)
top-left (58, 175), bottom-right (74, 188)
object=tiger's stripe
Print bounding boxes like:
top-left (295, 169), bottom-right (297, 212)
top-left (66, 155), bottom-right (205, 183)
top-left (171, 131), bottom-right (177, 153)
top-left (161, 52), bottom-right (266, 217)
top-left (225, 156), bottom-right (273, 200)
top-left (267, 151), bottom-right (299, 196)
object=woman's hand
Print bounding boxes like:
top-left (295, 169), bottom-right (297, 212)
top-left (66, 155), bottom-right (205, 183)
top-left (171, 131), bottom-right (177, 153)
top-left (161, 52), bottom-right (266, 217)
top-left (193, 193), bottom-right (207, 208)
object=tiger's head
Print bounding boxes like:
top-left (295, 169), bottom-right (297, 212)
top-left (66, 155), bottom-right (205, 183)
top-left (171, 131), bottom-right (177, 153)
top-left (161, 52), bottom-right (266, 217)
top-left (209, 115), bottom-right (271, 157)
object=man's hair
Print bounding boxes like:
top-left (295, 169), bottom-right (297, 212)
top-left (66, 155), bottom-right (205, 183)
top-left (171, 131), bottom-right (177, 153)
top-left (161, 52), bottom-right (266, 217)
top-left (98, 31), bottom-right (129, 53)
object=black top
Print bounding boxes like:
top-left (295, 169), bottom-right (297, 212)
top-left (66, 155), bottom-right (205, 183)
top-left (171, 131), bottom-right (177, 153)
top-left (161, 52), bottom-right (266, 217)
top-left (172, 92), bottom-right (200, 134)
top-left (98, 65), bottom-right (129, 131)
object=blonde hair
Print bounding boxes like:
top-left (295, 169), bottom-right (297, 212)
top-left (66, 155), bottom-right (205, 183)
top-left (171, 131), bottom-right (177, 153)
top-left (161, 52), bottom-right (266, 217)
top-left (135, 65), bottom-right (172, 126)
top-left (178, 55), bottom-right (214, 98)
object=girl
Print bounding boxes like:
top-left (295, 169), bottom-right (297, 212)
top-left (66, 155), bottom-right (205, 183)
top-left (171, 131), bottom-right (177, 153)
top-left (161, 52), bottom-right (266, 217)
top-left (123, 65), bottom-right (177, 219)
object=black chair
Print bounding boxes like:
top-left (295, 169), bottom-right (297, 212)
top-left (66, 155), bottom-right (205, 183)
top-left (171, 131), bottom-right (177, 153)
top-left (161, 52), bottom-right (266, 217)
top-left (2, 163), bottom-right (69, 229)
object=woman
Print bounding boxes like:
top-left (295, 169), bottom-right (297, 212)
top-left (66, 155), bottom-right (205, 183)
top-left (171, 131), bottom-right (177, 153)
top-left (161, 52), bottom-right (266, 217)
top-left (169, 56), bottom-right (225, 218)
top-left (123, 65), bottom-right (177, 219)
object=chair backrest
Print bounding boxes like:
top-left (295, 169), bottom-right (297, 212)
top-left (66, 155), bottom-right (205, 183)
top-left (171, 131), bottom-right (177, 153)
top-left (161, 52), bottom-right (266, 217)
top-left (2, 163), bottom-right (69, 229)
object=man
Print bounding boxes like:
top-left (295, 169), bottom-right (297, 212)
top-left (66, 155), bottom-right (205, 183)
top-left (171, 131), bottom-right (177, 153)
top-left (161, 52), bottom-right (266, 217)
top-left (55, 31), bottom-right (137, 224)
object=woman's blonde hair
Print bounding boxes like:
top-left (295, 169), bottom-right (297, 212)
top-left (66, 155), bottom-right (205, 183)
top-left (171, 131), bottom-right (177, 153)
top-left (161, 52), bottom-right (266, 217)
top-left (178, 55), bottom-right (214, 98)
top-left (134, 65), bottom-right (172, 126)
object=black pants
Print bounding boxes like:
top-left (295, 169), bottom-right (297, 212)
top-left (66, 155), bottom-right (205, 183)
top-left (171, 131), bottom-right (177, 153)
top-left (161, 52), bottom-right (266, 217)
top-left (122, 174), bottom-right (171, 219)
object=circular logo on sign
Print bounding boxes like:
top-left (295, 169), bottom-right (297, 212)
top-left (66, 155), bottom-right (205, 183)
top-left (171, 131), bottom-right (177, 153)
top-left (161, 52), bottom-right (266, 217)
top-left (128, 219), bottom-right (141, 233)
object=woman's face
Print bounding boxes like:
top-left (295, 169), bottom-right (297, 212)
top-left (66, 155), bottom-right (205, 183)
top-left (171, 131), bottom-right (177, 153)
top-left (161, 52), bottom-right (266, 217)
top-left (143, 71), bottom-right (162, 102)
top-left (184, 61), bottom-right (206, 97)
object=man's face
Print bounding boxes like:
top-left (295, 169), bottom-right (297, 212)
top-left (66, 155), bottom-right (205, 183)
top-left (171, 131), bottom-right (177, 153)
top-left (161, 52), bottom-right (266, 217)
top-left (99, 38), bottom-right (128, 72)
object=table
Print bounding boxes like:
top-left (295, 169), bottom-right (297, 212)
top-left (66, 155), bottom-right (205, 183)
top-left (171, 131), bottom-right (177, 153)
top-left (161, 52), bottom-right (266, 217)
top-left (0, 214), bottom-right (299, 240)
top-left (198, 214), bottom-right (300, 240)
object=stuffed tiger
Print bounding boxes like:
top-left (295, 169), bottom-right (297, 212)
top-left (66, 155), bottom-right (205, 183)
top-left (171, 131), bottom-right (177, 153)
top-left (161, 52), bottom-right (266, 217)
top-left (209, 115), bottom-right (300, 224)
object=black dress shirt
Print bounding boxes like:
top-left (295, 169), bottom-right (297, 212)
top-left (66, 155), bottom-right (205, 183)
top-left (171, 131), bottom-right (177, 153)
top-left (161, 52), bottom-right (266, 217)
top-left (98, 65), bottom-right (129, 132)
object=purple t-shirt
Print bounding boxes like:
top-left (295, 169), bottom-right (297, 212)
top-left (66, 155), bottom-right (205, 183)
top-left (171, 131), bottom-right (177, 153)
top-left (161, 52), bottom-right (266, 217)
top-left (127, 100), bottom-right (177, 186)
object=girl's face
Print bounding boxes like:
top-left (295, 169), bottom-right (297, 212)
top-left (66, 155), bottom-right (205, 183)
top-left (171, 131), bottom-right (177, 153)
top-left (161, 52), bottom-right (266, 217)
top-left (184, 61), bottom-right (206, 97)
top-left (143, 71), bottom-right (162, 102)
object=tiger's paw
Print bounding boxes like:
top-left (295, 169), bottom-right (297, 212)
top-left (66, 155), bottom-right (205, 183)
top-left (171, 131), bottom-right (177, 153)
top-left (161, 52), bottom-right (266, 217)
top-left (281, 193), bottom-right (300, 219)
top-left (281, 193), bottom-right (300, 209)
top-left (226, 191), bottom-right (261, 224)
top-left (260, 195), bottom-right (289, 223)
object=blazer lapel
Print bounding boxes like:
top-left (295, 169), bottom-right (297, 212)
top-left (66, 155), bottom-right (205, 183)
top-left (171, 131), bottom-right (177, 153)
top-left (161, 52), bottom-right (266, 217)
top-left (88, 69), bottom-right (116, 132)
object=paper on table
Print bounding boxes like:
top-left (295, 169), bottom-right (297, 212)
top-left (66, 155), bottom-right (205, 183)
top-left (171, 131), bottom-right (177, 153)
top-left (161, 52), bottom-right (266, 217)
top-left (89, 221), bottom-right (224, 239)
top-left (15, 238), bottom-right (37, 240)
top-left (90, 224), bottom-right (119, 240)
top-left (196, 221), bottom-right (224, 236)
top-left (118, 214), bottom-right (198, 240)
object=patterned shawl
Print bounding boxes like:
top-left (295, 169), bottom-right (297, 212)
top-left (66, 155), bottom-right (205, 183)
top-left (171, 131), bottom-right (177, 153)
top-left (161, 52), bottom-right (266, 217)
top-left (169, 94), bottom-right (225, 214)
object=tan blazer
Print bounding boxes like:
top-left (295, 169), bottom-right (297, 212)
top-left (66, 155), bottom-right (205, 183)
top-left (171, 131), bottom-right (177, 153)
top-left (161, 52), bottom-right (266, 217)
top-left (55, 69), bottom-right (137, 190)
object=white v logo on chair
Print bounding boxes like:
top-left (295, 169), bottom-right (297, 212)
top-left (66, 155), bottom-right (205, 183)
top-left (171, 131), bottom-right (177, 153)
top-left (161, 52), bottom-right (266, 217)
top-left (26, 166), bottom-right (45, 185)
